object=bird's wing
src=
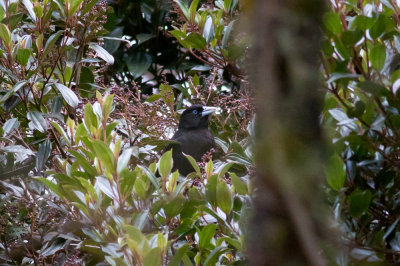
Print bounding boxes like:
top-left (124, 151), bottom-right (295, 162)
top-left (162, 130), bottom-right (183, 154)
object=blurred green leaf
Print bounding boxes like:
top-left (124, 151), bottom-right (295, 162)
top-left (323, 12), bottom-right (342, 34)
top-left (326, 153), bottom-right (346, 191)
top-left (348, 190), bottom-right (372, 218)
top-left (144, 247), bottom-right (162, 266)
top-left (370, 44), bottom-right (386, 71)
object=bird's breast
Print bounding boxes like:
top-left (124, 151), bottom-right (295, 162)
top-left (179, 129), bottom-right (214, 161)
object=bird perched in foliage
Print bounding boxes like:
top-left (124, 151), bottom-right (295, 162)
top-left (164, 105), bottom-right (218, 176)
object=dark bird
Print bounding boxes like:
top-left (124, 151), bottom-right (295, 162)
top-left (164, 105), bottom-right (218, 176)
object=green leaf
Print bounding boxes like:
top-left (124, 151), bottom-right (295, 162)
top-left (0, 81), bottom-right (27, 104)
top-left (42, 31), bottom-right (63, 58)
top-left (342, 30), bottom-right (363, 47)
top-left (68, 150), bottom-right (97, 177)
top-left (206, 174), bottom-right (218, 207)
top-left (51, 121), bottom-right (71, 146)
top-left (358, 81), bottom-right (390, 97)
top-left (33, 2), bottom-right (43, 18)
top-left (164, 194), bottom-right (186, 218)
top-left (134, 178), bottom-right (147, 199)
top-left (89, 43), bottom-right (114, 64)
top-left (36, 139), bottom-right (52, 171)
top-left (204, 246), bottom-right (227, 266)
top-left (126, 52), bottom-right (152, 78)
top-left (95, 176), bottom-right (116, 200)
top-left (325, 153), bottom-right (346, 191)
top-left (348, 190), bottom-right (372, 218)
top-left (189, 0), bottom-right (199, 23)
top-left (2, 118), bottom-right (19, 136)
top-left (53, 83), bottom-right (79, 108)
top-left (205, 159), bottom-right (213, 179)
top-left (102, 94), bottom-right (114, 119)
top-left (216, 181), bottom-right (233, 215)
top-left (144, 247), bottom-right (162, 266)
top-left (350, 15), bottom-right (374, 31)
top-left (120, 169), bottom-right (136, 196)
top-left (28, 111), bottom-right (48, 133)
top-left (81, 0), bottom-right (99, 15)
top-left (78, 177), bottom-right (97, 201)
top-left (169, 244), bottom-right (190, 266)
top-left (146, 94), bottom-right (162, 103)
top-left (370, 44), bottom-right (386, 71)
top-left (370, 14), bottom-right (386, 39)
top-left (68, 0), bottom-right (84, 17)
top-left (0, 23), bottom-right (11, 47)
top-left (174, 0), bottom-right (190, 20)
top-left (22, 0), bottom-right (37, 22)
top-left (138, 165), bottom-right (159, 189)
top-left (224, 0), bottom-right (232, 10)
top-left (17, 48), bottom-right (31, 66)
top-left (37, 178), bottom-right (63, 198)
top-left (92, 140), bottom-right (115, 173)
top-left (159, 150), bottom-right (173, 178)
top-left (0, 7), bottom-right (5, 22)
top-left (217, 162), bottom-right (234, 178)
top-left (203, 16), bottom-right (215, 44)
top-left (230, 173), bottom-right (247, 195)
top-left (117, 147), bottom-right (132, 174)
top-left (199, 223), bottom-right (218, 250)
top-left (333, 36), bottom-right (350, 60)
top-left (184, 154), bottom-right (200, 176)
top-left (184, 33), bottom-right (207, 50)
top-left (327, 73), bottom-right (360, 83)
top-left (84, 103), bottom-right (98, 130)
top-left (323, 12), bottom-right (342, 34)
top-left (222, 20), bottom-right (234, 48)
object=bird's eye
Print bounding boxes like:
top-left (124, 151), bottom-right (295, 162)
top-left (193, 110), bottom-right (198, 115)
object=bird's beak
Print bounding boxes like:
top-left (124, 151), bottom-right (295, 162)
top-left (202, 106), bottom-right (219, 117)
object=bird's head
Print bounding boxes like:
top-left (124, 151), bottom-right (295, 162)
top-left (178, 105), bottom-right (218, 130)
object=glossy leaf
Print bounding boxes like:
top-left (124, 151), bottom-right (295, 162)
top-left (28, 111), bottom-right (48, 132)
top-left (89, 43), bottom-right (115, 64)
top-left (53, 83), bottom-right (79, 108)
top-left (36, 139), bottom-right (52, 171)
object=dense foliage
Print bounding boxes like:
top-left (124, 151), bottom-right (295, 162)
top-left (0, 0), bottom-right (253, 264)
top-left (322, 0), bottom-right (400, 264)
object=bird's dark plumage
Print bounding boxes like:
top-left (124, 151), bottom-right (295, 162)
top-left (164, 105), bottom-right (217, 176)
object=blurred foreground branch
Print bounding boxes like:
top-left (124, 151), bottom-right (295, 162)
top-left (248, 0), bottom-right (331, 265)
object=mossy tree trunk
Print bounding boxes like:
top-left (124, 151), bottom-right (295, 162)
top-left (248, 0), bottom-right (331, 265)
